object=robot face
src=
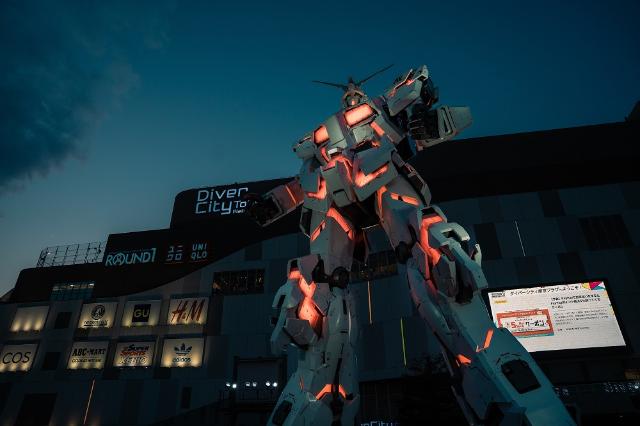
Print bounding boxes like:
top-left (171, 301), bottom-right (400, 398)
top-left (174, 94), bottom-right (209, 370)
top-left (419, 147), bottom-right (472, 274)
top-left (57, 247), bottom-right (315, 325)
top-left (341, 89), bottom-right (365, 108)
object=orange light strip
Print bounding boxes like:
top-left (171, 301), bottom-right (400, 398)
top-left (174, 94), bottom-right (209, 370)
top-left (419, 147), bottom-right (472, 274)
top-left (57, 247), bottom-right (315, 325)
top-left (355, 164), bottom-right (388, 187)
top-left (419, 215), bottom-right (444, 268)
top-left (324, 155), bottom-right (353, 172)
top-left (315, 384), bottom-right (332, 400)
top-left (310, 220), bottom-right (326, 242)
top-left (476, 328), bottom-right (494, 352)
top-left (285, 185), bottom-right (298, 204)
top-left (306, 177), bottom-right (327, 200)
top-left (344, 104), bottom-right (374, 126)
top-left (288, 269), bottom-right (301, 280)
top-left (457, 354), bottom-right (472, 366)
top-left (299, 375), bottom-right (305, 390)
top-left (83, 379), bottom-right (96, 425)
top-left (370, 121), bottom-right (385, 136)
top-left (367, 280), bottom-right (373, 324)
top-left (314, 125), bottom-right (329, 144)
top-left (338, 385), bottom-right (347, 399)
top-left (390, 193), bottom-right (420, 206)
top-left (376, 185), bottom-right (387, 217)
top-left (320, 146), bottom-right (330, 162)
top-left (326, 208), bottom-right (354, 239)
top-left (315, 384), bottom-right (347, 400)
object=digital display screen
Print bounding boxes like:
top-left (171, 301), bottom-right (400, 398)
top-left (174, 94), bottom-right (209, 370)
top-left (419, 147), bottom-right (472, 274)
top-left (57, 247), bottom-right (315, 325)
top-left (487, 281), bottom-right (626, 352)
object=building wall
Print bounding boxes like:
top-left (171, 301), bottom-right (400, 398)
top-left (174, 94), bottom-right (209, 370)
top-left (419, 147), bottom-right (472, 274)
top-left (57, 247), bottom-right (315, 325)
top-left (0, 181), bottom-right (639, 424)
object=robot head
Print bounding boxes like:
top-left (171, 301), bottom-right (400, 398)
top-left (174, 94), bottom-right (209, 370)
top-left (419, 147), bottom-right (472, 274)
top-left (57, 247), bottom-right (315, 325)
top-left (341, 84), bottom-right (366, 108)
top-left (312, 65), bottom-right (393, 109)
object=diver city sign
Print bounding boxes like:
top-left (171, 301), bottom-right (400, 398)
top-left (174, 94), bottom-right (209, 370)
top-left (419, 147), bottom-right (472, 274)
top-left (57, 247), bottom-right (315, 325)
top-left (104, 248), bottom-right (157, 267)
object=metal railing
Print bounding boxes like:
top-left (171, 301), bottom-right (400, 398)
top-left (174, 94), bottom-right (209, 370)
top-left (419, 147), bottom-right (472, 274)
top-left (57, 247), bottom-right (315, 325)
top-left (36, 241), bottom-right (106, 267)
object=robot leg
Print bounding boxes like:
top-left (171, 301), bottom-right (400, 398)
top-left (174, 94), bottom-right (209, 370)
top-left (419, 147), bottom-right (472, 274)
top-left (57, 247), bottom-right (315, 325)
top-left (268, 209), bottom-right (360, 426)
top-left (375, 176), bottom-right (574, 425)
top-left (408, 208), bottom-right (575, 425)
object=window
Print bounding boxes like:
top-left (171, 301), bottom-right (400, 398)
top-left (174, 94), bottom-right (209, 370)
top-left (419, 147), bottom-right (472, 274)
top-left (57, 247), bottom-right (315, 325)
top-left (41, 352), bottom-right (60, 371)
top-left (351, 250), bottom-right (398, 283)
top-left (54, 312), bottom-right (71, 329)
top-left (580, 215), bottom-right (632, 250)
top-left (50, 282), bottom-right (94, 301)
top-left (181, 386), bottom-right (192, 410)
top-left (213, 269), bottom-right (265, 295)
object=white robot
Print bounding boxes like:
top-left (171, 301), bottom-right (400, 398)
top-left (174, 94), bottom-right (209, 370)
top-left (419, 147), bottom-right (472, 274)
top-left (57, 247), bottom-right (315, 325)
top-left (247, 65), bottom-right (575, 426)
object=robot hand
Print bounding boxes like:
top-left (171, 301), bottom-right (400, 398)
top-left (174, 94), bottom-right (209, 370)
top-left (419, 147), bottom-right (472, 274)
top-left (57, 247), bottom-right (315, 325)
top-left (408, 103), bottom-right (440, 142)
top-left (244, 193), bottom-right (280, 226)
top-left (409, 104), bottom-right (472, 149)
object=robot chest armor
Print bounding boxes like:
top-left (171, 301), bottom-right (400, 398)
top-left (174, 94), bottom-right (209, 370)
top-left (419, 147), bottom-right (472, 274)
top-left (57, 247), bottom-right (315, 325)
top-left (300, 103), bottom-right (401, 210)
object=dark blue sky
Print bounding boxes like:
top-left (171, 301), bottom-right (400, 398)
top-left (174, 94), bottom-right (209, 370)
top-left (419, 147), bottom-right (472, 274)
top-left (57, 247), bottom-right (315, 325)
top-left (1, 0), bottom-right (639, 294)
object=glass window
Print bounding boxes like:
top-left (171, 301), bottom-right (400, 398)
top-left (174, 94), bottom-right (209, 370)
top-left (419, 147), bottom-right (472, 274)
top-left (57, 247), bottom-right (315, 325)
top-left (50, 281), bottom-right (95, 301)
top-left (213, 269), bottom-right (265, 295)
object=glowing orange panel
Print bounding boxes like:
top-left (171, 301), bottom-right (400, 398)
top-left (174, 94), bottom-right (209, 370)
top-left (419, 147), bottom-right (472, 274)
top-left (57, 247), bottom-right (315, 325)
top-left (419, 215), bottom-right (444, 268)
top-left (457, 354), bottom-right (472, 366)
top-left (298, 277), bottom-right (316, 298)
top-left (344, 104), bottom-right (374, 126)
top-left (320, 146), bottom-right (330, 162)
top-left (314, 125), bottom-right (330, 144)
top-left (390, 193), bottom-right (420, 206)
top-left (355, 164), bottom-right (388, 187)
top-left (370, 121), bottom-right (385, 136)
top-left (476, 328), bottom-right (494, 352)
top-left (338, 385), bottom-right (347, 399)
top-left (324, 155), bottom-right (353, 172)
top-left (288, 269), bottom-right (301, 280)
top-left (316, 384), bottom-right (332, 400)
top-left (326, 208), bottom-right (354, 239)
top-left (306, 177), bottom-right (327, 200)
top-left (310, 220), bottom-right (326, 242)
top-left (376, 185), bottom-right (388, 216)
top-left (298, 298), bottom-right (321, 329)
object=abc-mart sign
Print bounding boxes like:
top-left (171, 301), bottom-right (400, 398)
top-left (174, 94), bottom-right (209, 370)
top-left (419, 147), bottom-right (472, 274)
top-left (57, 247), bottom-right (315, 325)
top-left (78, 302), bottom-right (117, 329)
top-left (0, 344), bottom-right (38, 373)
top-left (67, 341), bottom-right (108, 369)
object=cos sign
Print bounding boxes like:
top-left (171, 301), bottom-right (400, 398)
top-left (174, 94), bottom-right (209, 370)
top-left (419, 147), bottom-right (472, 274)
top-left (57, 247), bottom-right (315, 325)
top-left (0, 344), bottom-right (38, 372)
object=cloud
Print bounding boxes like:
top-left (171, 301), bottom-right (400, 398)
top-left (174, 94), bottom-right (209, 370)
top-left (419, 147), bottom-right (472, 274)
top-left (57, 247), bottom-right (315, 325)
top-left (0, 1), bottom-right (173, 192)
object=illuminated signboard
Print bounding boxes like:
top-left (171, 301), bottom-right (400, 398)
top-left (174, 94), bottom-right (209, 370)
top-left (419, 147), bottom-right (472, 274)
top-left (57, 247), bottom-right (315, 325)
top-left (161, 338), bottom-right (205, 368)
top-left (167, 297), bottom-right (208, 325)
top-left (113, 341), bottom-right (155, 367)
top-left (11, 306), bottom-right (49, 332)
top-left (121, 300), bottom-right (161, 327)
top-left (165, 242), bottom-right (210, 264)
top-left (67, 341), bottom-right (109, 369)
top-left (0, 344), bottom-right (38, 372)
top-left (487, 280), bottom-right (626, 352)
top-left (78, 302), bottom-right (118, 328)
top-left (104, 248), bottom-right (157, 266)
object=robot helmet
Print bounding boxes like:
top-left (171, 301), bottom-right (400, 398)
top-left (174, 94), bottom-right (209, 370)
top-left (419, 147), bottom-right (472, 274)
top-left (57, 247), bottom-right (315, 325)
top-left (312, 64), bottom-right (393, 109)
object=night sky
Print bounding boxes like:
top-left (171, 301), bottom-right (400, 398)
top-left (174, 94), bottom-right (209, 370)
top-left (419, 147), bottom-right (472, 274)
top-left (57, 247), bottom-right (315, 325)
top-left (1, 0), bottom-right (639, 295)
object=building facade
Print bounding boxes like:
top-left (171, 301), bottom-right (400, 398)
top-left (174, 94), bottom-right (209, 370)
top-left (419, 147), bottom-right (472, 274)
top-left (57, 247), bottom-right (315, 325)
top-left (1, 120), bottom-right (639, 425)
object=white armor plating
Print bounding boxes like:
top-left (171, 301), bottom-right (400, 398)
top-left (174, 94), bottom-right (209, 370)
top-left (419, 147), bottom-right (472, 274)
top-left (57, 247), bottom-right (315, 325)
top-left (258, 65), bottom-right (575, 426)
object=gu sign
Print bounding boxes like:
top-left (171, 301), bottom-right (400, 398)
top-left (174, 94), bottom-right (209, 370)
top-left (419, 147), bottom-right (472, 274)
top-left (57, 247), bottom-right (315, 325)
top-left (168, 297), bottom-right (209, 325)
top-left (161, 338), bottom-right (205, 368)
top-left (121, 300), bottom-right (161, 327)
top-left (0, 344), bottom-right (38, 372)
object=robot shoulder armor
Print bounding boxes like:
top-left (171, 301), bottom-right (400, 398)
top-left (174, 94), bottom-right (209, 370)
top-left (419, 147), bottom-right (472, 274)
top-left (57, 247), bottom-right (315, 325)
top-left (384, 65), bottom-right (430, 116)
top-left (292, 132), bottom-right (315, 160)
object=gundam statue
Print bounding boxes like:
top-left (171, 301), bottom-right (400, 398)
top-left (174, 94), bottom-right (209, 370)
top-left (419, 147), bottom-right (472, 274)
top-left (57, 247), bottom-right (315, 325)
top-left (247, 64), bottom-right (575, 426)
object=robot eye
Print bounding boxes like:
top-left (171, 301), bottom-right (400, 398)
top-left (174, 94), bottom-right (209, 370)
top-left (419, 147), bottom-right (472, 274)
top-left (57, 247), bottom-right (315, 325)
top-left (314, 125), bottom-right (330, 144)
top-left (344, 104), bottom-right (374, 126)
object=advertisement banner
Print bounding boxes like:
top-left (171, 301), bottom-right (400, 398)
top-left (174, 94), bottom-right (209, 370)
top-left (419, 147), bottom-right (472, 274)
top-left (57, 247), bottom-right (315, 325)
top-left (167, 297), bottom-right (209, 325)
top-left (487, 281), bottom-right (626, 352)
top-left (113, 341), bottom-right (155, 367)
top-left (0, 343), bottom-right (38, 372)
top-left (10, 305), bottom-right (49, 332)
top-left (161, 337), bottom-right (205, 368)
top-left (78, 302), bottom-right (118, 328)
top-left (67, 341), bottom-right (109, 369)
top-left (121, 300), bottom-right (161, 327)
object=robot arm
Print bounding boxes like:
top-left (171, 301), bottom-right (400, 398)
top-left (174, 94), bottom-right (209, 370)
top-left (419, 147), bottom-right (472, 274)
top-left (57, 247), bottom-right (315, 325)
top-left (247, 178), bottom-right (304, 227)
top-left (384, 65), bottom-right (472, 150)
